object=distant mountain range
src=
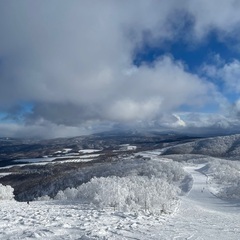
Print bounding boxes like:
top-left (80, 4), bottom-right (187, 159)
top-left (0, 131), bottom-right (197, 165)
top-left (2, 131), bottom-right (240, 162)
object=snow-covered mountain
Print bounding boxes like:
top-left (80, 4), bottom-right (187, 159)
top-left (0, 162), bottom-right (240, 240)
top-left (163, 134), bottom-right (240, 158)
top-left (1, 133), bottom-right (240, 239)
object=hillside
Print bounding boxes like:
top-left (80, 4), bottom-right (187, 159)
top-left (0, 163), bottom-right (239, 240)
top-left (163, 134), bottom-right (240, 158)
top-left (0, 132), bottom-right (195, 166)
top-left (0, 134), bottom-right (240, 239)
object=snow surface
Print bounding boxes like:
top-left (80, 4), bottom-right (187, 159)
top-left (0, 172), bottom-right (12, 178)
top-left (13, 157), bottom-right (56, 163)
top-left (79, 154), bottom-right (100, 159)
top-left (136, 149), bottom-right (171, 161)
top-left (57, 154), bottom-right (100, 163)
top-left (58, 158), bottom-right (95, 163)
top-left (79, 149), bottom-right (101, 154)
top-left (0, 164), bottom-right (239, 239)
top-left (10, 152), bottom-right (100, 166)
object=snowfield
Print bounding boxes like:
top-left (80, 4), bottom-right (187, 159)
top-left (79, 149), bottom-right (101, 154)
top-left (0, 163), bottom-right (239, 239)
top-left (13, 158), bottom-right (56, 163)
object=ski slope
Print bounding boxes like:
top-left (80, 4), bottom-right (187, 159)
top-left (160, 165), bottom-right (240, 239)
top-left (0, 164), bottom-right (239, 239)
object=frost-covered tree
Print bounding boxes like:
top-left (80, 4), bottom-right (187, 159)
top-left (30, 156), bottom-right (188, 201)
top-left (201, 159), bottom-right (240, 199)
top-left (0, 184), bottom-right (15, 200)
top-left (54, 176), bottom-right (180, 214)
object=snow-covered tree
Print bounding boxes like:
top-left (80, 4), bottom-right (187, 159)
top-left (201, 159), bottom-right (240, 199)
top-left (54, 176), bottom-right (180, 214)
top-left (0, 184), bottom-right (15, 200)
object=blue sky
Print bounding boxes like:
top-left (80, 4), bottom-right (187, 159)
top-left (1, 1), bottom-right (240, 138)
top-left (134, 31), bottom-right (239, 73)
top-left (133, 30), bottom-right (240, 112)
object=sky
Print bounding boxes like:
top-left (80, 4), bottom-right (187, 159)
top-left (1, 0), bottom-right (240, 138)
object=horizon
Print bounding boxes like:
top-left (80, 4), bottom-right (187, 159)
top-left (1, 1), bottom-right (240, 138)
top-left (0, 128), bottom-right (238, 141)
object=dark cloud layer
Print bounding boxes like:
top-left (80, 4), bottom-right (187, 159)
top-left (1, 1), bottom-right (240, 138)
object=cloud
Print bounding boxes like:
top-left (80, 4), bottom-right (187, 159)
top-left (0, 121), bottom-right (91, 139)
top-left (202, 57), bottom-right (240, 94)
top-left (185, 0), bottom-right (240, 38)
top-left (0, 1), bottom-right (240, 137)
top-left (171, 111), bottom-right (240, 136)
top-left (220, 60), bottom-right (240, 93)
top-left (20, 56), bottom-right (214, 128)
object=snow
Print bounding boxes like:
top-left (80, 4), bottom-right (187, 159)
top-left (13, 157), bottom-right (56, 163)
top-left (0, 160), bottom-right (54, 169)
top-left (120, 145), bottom-right (137, 151)
top-left (10, 154), bottom-right (98, 166)
top-left (0, 163), bottom-right (239, 239)
top-left (79, 149), bottom-right (101, 153)
top-left (163, 165), bottom-right (240, 239)
top-left (65, 153), bottom-right (79, 156)
top-left (58, 158), bottom-right (95, 163)
top-left (0, 172), bottom-right (12, 178)
top-left (114, 144), bottom-right (137, 151)
top-left (54, 151), bottom-right (62, 154)
top-left (79, 154), bottom-right (100, 158)
top-left (56, 154), bottom-right (100, 163)
top-left (136, 149), bottom-right (172, 162)
top-left (0, 200), bottom-right (168, 240)
top-left (164, 133), bottom-right (240, 158)
top-left (53, 176), bottom-right (179, 214)
top-left (62, 148), bottom-right (72, 153)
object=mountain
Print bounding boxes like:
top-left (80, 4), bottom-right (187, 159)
top-left (0, 132), bottom-right (240, 239)
top-left (0, 131), bottom-right (197, 166)
top-left (0, 131), bottom-right (197, 201)
top-left (163, 134), bottom-right (240, 158)
top-left (2, 132), bottom-right (240, 202)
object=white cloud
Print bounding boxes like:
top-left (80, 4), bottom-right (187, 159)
top-left (221, 60), bottom-right (240, 92)
top-left (0, 121), bottom-right (93, 139)
top-left (172, 114), bottom-right (186, 127)
top-left (185, 0), bottom-right (240, 39)
top-left (107, 98), bottom-right (161, 122)
top-left (202, 58), bottom-right (240, 94)
top-left (0, 1), bottom-right (240, 137)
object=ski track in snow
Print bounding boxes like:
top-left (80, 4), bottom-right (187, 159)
top-left (0, 164), bottom-right (240, 239)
